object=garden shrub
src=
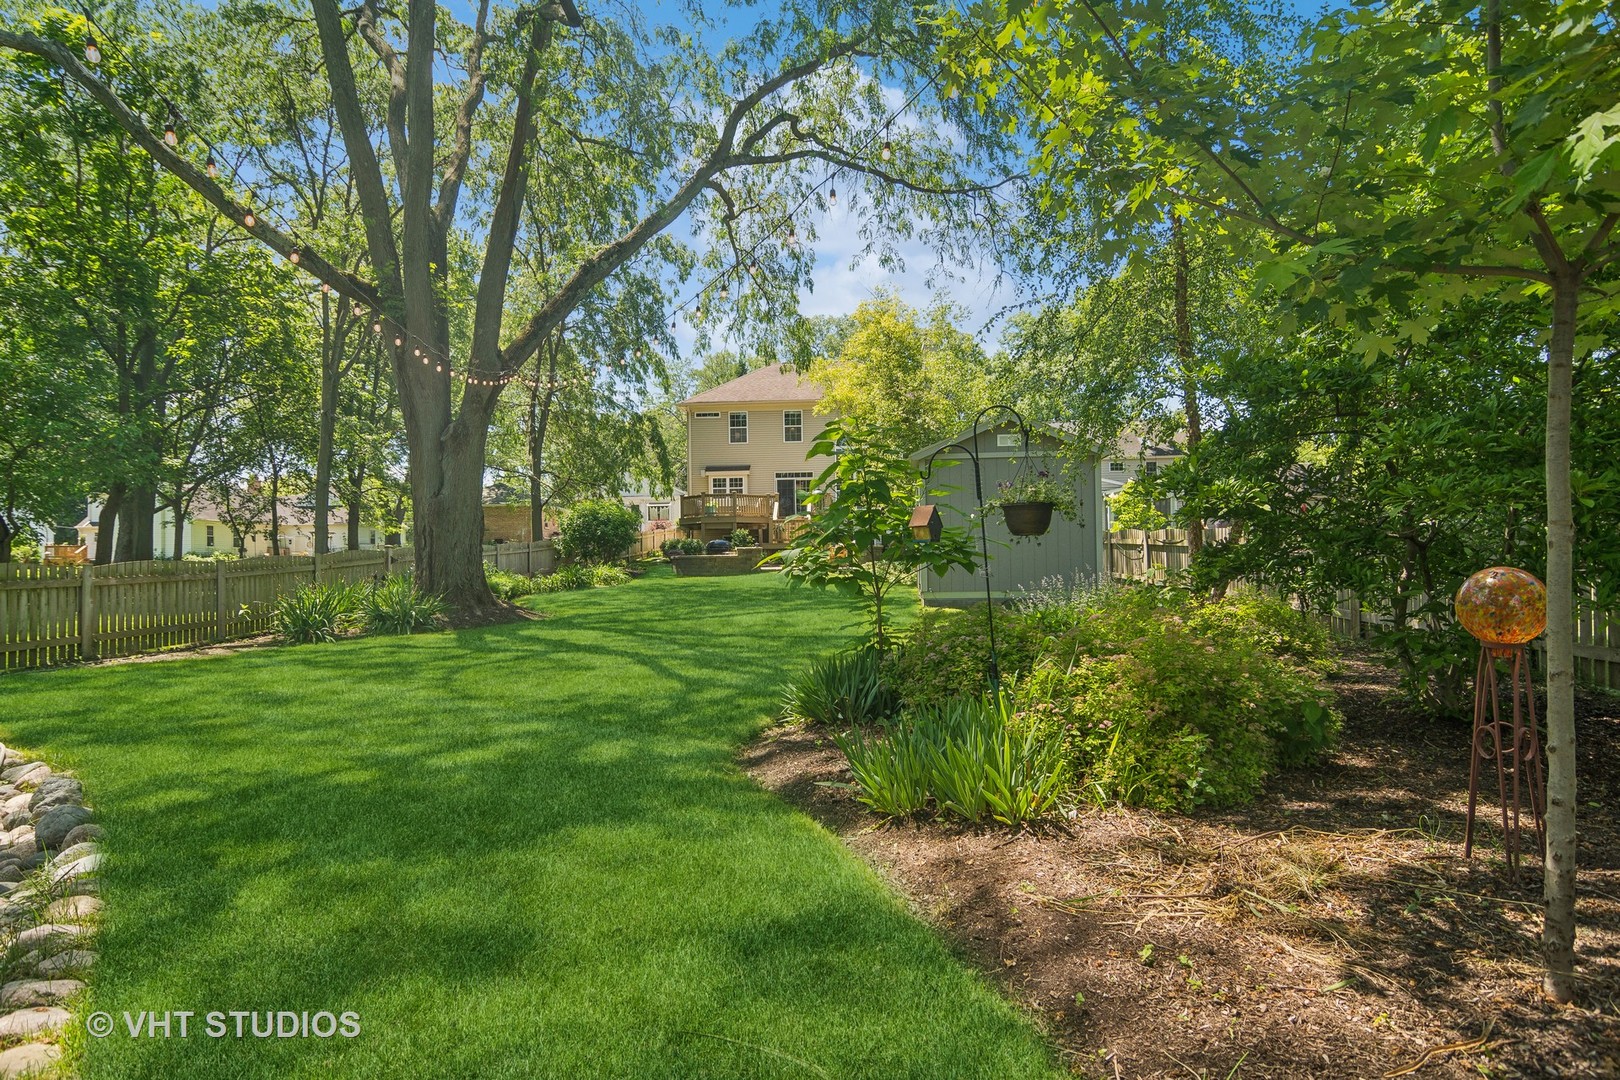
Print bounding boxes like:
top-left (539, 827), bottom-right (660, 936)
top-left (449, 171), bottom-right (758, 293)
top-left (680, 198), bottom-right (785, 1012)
top-left (1180, 587), bottom-right (1337, 675)
top-left (555, 499), bottom-right (641, 565)
top-left (660, 537), bottom-right (705, 558)
top-left (589, 564), bottom-right (631, 587)
top-left (530, 564), bottom-right (593, 592)
top-left (835, 693), bottom-right (1066, 826)
top-left (884, 608), bottom-right (1051, 709)
top-left (886, 582), bottom-right (1342, 812)
top-left (782, 648), bottom-right (897, 727)
top-left (272, 581), bottom-right (366, 644)
top-left (484, 564), bottom-right (536, 601)
top-left (365, 573), bottom-right (447, 634)
top-left (728, 528), bottom-right (755, 548)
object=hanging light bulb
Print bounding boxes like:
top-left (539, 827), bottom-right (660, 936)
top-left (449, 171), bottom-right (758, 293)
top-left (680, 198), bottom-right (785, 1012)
top-left (205, 156), bottom-right (217, 179)
top-left (320, 282), bottom-right (331, 294)
top-left (84, 37), bottom-right (101, 65)
top-left (242, 211), bottom-right (256, 228)
top-left (827, 186), bottom-right (837, 207)
top-left (881, 140), bottom-right (892, 161)
top-left (786, 223), bottom-right (797, 246)
top-left (718, 284), bottom-right (729, 302)
top-left (435, 363), bottom-right (442, 372)
top-left (394, 336), bottom-right (403, 347)
top-left (163, 122), bottom-right (178, 148)
top-left (748, 259), bottom-right (759, 275)
top-left (669, 318), bottom-right (677, 332)
top-left (287, 249), bottom-right (301, 265)
top-left (413, 347), bottom-right (421, 357)
top-left (371, 318), bottom-right (382, 334)
top-left (351, 302), bottom-right (364, 317)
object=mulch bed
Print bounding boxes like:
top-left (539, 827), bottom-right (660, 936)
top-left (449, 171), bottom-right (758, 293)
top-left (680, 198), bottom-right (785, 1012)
top-left (741, 649), bottom-right (1620, 1079)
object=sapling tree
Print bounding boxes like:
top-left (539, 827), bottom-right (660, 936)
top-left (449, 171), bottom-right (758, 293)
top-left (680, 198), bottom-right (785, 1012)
top-left (774, 419), bottom-right (977, 650)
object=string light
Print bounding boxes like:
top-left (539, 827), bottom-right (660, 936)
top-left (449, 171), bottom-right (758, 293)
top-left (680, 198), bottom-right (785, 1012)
top-left (205, 156), bottom-right (217, 179)
top-left (786, 223), bottom-right (797, 246)
top-left (351, 302), bottom-right (363, 317)
top-left (288, 248), bottom-right (300, 265)
top-left (84, 37), bottom-right (100, 65)
top-left (163, 122), bottom-right (178, 148)
top-left (880, 140), bottom-right (892, 161)
top-left (371, 318), bottom-right (382, 333)
top-left (394, 336), bottom-right (403, 347)
top-left (718, 285), bottom-right (729, 301)
top-left (242, 211), bottom-right (256, 228)
top-left (827, 186), bottom-right (837, 207)
top-left (319, 281), bottom-right (331, 293)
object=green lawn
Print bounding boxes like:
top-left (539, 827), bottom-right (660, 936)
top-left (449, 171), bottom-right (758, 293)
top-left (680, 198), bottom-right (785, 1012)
top-left (0, 567), bottom-right (1059, 1079)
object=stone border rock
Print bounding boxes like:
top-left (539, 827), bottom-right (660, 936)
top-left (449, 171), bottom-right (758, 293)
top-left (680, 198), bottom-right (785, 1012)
top-left (0, 747), bottom-right (102, 1078)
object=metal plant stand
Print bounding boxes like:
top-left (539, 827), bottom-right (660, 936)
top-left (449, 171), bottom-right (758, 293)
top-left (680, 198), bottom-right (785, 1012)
top-left (1463, 644), bottom-right (1546, 878)
top-left (920, 405), bottom-right (1030, 691)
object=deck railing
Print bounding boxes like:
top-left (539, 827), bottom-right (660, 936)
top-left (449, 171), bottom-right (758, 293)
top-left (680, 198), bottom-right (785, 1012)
top-left (678, 494), bottom-right (778, 522)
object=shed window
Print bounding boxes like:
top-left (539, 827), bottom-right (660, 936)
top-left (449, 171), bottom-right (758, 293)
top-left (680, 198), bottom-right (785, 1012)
top-left (205, 525), bottom-right (215, 547)
top-left (783, 410), bottom-right (803, 443)
top-left (729, 412), bottom-right (748, 443)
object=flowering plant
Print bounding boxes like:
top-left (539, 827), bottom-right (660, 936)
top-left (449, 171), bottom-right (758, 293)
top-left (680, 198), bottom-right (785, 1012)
top-left (987, 467), bottom-right (1077, 520)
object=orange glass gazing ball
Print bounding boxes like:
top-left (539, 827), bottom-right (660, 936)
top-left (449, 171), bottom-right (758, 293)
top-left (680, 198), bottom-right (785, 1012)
top-left (1455, 566), bottom-right (1547, 647)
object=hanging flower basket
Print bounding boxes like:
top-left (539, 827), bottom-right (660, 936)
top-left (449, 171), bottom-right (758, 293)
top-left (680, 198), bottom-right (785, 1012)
top-left (1001, 501), bottom-right (1054, 537)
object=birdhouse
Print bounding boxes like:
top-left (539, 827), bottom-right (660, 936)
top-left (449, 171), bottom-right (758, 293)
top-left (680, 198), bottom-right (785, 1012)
top-left (909, 504), bottom-right (942, 542)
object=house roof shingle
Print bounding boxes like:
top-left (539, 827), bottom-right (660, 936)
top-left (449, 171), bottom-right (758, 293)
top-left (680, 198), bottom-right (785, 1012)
top-left (679, 364), bottom-right (823, 407)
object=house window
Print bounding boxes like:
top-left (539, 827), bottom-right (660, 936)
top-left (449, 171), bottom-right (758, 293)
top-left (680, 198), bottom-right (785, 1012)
top-left (997, 432), bottom-right (1020, 447)
top-left (205, 525), bottom-right (215, 547)
top-left (369, 531), bottom-right (377, 545)
top-left (783, 410), bottom-right (803, 443)
top-left (710, 476), bottom-right (745, 495)
top-left (647, 503), bottom-right (670, 520)
top-left (694, 411), bottom-right (720, 419)
top-left (728, 412), bottom-right (748, 444)
top-left (1145, 461), bottom-right (1159, 476)
top-left (1109, 461), bottom-right (1126, 473)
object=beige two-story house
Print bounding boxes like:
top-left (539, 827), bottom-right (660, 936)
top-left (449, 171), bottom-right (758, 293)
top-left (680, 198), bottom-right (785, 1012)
top-left (676, 364), bottom-right (833, 542)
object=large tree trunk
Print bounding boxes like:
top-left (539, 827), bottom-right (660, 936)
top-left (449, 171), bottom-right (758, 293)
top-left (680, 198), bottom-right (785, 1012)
top-left (267, 469), bottom-right (281, 557)
top-left (1541, 272), bottom-right (1579, 1003)
top-left (0, 514), bottom-right (13, 564)
top-left (1169, 212), bottom-right (1203, 557)
top-left (172, 497), bottom-right (186, 560)
top-left (115, 485), bottom-right (156, 563)
top-left (314, 294), bottom-right (338, 557)
top-left (347, 484), bottom-right (363, 551)
top-left (94, 484), bottom-right (123, 565)
top-left (413, 419), bottom-right (498, 612)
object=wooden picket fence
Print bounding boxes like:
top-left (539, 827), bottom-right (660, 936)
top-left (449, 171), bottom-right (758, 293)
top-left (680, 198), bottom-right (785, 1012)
top-left (0, 540), bottom-right (556, 673)
top-left (1103, 528), bottom-right (1620, 690)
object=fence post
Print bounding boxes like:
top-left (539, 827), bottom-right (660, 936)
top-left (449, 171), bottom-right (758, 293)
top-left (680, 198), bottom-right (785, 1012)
top-left (78, 564), bottom-right (96, 661)
top-left (526, 543), bottom-right (533, 576)
top-left (312, 552), bottom-right (322, 584)
top-left (383, 547), bottom-right (393, 578)
top-left (216, 559), bottom-right (227, 642)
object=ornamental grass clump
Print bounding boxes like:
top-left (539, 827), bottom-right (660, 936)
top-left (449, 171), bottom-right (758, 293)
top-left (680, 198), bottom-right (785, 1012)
top-left (271, 581), bottom-right (367, 644)
top-left (782, 648), bottom-right (897, 727)
top-left (834, 693), bottom-right (1067, 826)
top-left (365, 573), bottom-right (447, 634)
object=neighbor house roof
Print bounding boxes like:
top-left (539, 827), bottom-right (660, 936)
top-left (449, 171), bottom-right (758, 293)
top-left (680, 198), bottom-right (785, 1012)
top-left (679, 364), bottom-right (823, 407)
top-left (76, 495), bottom-right (368, 531)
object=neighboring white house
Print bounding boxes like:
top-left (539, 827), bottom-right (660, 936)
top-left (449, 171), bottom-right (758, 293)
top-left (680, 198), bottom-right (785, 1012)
top-left (620, 478), bottom-right (685, 531)
top-left (75, 495), bottom-right (388, 560)
top-left (1099, 431), bottom-right (1185, 529)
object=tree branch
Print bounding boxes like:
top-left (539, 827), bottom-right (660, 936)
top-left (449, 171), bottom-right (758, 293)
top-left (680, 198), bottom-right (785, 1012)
top-left (434, 0), bottom-right (490, 233)
top-left (0, 27), bottom-right (385, 310)
top-left (353, 0), bottom-right (410, 174)
top-left (497, 38), bottom-right (868, 372)
top-left (310, 0), bottom-right (404, 299)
